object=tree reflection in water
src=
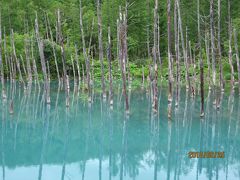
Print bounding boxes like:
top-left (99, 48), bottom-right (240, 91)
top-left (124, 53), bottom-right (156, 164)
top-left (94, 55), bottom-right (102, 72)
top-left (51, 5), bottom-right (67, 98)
top-left (0, 82), bottom-right (240, 180)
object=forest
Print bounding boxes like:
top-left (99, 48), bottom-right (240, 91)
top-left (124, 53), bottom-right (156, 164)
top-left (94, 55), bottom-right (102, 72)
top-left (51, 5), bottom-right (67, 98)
top-left (0, 0), bottom-right (240, 114)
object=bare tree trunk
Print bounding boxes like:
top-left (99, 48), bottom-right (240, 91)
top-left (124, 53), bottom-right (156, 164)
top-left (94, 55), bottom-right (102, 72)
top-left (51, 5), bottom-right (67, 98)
top-left (210, 0), bottom-right (216, 88)
top-left (24, 35), bottom-right (32, 82)
top-left (119, 8), bottom-right (129, 114)
top-left (11, 30), bottom-right (25, 87)
top-left (157, 14), bottom-right (162, 79)
top-left (0, 12), bottom-right (6, 99)
top-left (97, 0), bottom-right (106, 98)
top-left (57, 9), bottom-right (70, 106)
top-left (218, 0), bottom-right (224, 91)
top-left (228, 0), bottom-right (235, 90)
top-left (20, 55), bottom-right (27, 77)
top-left (176, 0), bottom-right (190, 91)
top-left (205, 32), bottom-right (211, 90)
top-left (152, 0), bottom-right (158, 112)
top-left (175, 1), bottom-right (180, 107)
top-left (46, 13), bottom-right (60, 84)
top-left (198, 0), bottom-right (204, 117)
top-left (146, 0), bottom-right (150, 59)
top-left (234, 28), bottom-right (240, 94)
top-left (167, 0), bottom-right (173, 102)
top-left (74, 44), bottom-right (81, 87)
top-left (4, 28), bottom-right (11, 80)
top-left (31, 34), bottom-right (40, 86)
top-left (79, 0), bottom-right (91, 100)
top-left (35, 14), bottom-right (50, 104)
top-left (108, 26), bottom-right (113, 106)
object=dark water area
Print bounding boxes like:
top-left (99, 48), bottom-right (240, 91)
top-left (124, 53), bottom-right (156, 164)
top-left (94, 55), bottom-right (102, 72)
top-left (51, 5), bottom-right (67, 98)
top-left (0, 82), bottom-right (240, 180)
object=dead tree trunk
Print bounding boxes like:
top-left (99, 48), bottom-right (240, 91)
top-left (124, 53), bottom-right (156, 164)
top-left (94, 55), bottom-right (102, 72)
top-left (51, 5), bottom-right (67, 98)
top-left (4, 28), bottom-right (11, 80)
top-left (24, 35), bottom-right (32, 82)
top-left (175, 0), bottom-right (180, 107)
top-left (228, 0), bottom-right (235, 90)
top-left (119, 9), bottom-right (129, 114)
top-left (146, 0), bottom-right (150, 59)
top-left (46, 13), bottom-right (60, 84)
top-left (57, 9), bottom-right (70, 106)
top-left (218, 0), bottom-right (224, 91)
top-left (152, 0), bottom-right (158, 112)
top-left (31, 33), bottom-right (40, 86)
top-left (35, 14), bottom-right (50, 104)
top-left (107, 26), bottom-right (113, 106)
top-left (176, 0), bottom-right (190, 91)
top-left (11, 30), bottom-right (25, 87)
top-left (210, 0), bottom-right (216, 88)
top-left (234, 28), bottom-right (240, 94)
top-left (97, 0), bottom-right (106, 99)
top-left (167, 0), bottom-right (173, 102)
top-left (205, 32), bottom-right (211, 90)
top-left (79, 0), bottom-right (91, 100)
top-left (198, 0), bottom-right (204, 117)
top-left (74, 44), bottom-right (81, 87)
top-left (0, 12), bottom-right (6, 99)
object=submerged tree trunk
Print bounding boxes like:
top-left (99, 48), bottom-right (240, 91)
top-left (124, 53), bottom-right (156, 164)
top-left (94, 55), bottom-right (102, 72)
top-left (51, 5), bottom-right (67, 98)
top-left (46, 13), bottom-right (60, 84)
top-left (107, 26), bottom-right (113, 106)
top-left (233, 28), bottom-right (240, 94)
top-left (97, 0), bottom-right (106, 99)
top-left (210, 0), bottom-right (216, 88)
top-left (228, 0), bottom-right (235, 89)
top-left (35, 14), bottom-right (50, 104)
top-left (152, 0), bottom-right (158, 112)
top-left (11, 30), bottom-right (25, 88)
top-left (218, 0), bottom-right (224, 91)
top-left (119, 8), bottom-right (129, 114)
top-left (198, 0), bottom-right (204, 117)
top-left (167, 0), bottom-right (173, 102)
top-left (0, 12), bottom-right (6, 99)
top-left (79, 0), bottom-right (91, 101)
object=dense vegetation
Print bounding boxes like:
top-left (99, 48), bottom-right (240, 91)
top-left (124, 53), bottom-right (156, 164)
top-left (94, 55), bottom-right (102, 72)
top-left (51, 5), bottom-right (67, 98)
top-left (0, 0), bottom-right (240, 79)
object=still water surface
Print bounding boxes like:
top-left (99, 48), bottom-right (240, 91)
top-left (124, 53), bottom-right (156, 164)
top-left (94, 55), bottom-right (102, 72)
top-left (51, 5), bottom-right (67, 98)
top-left (0, 83), bottom-right (240, 180)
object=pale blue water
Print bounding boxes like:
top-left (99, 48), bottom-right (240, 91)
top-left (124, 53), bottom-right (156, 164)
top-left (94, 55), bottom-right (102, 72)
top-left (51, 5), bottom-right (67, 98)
top-left (0, 82), bottom-right (240, 180)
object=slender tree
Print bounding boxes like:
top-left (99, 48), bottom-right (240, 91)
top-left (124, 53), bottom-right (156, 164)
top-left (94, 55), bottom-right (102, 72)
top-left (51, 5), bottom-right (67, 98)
top-left (35, 14), bottom-right (50, 104)
top-left (228, 0), bottom-right (235, 89)
top-left (167, 0), bottom-right (173, 102)
top-left (97, 0), bottom-right (106, 98)
top-left (218, 0), bottom-right (224, 91)
top-left (79, 0), bottom-right (91, 100)
top-left (0, 11), bottom-right (6, 99)
top-left (152, 0), bottom-right (158, 112)
top-left (198, 0), bottom-right (204, 117)
top-left (234, 29), bottom-right (240, 94)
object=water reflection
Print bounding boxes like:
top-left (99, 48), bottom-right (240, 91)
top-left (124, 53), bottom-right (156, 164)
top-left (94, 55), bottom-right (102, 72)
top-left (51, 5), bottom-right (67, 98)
top-left (0, 82), bottom-right (240, 180)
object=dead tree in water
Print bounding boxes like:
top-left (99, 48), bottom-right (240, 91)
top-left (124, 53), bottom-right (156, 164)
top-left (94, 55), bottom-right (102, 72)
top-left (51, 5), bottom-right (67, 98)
top-left (79, 0), bottom-right (91, 101)
top-left (57, 9), bottom-right (70, 106)
top-left (228, 0), bottom-right (235, 90)
top-left (11, 30), bottom-right (25, 87)
top-left (234, 29), bottom-right (240, 94)
top-left (167, 0), bottom-right (173, 102)
top-left (46, 13), bottom-right (60, 84)
top-left (174, 0), bottom-right (180, 107)
top-left (107, 26), bottom-right (113, 106)
top-left (198, 0), bottom-right (204, 117)
top-left (119, 8), bottom-right (129, 114)
top-left (210, 0), bottom-right (216, 88)
top-left (176, 0), bottom-right (190, 91)
top-left (97, 0), bottom-right (106, 99)
top-left (0, 12), bottom-right (6, 99)
top-left (152, 0), bottom-right (159, 112)
top-left (35, 14), bottom-right (50, 104)
top-left (218, 0), bottom-right (224, 91)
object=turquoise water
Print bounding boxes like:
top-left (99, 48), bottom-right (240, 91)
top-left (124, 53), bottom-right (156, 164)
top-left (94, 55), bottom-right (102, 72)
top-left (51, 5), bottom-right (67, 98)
top-left (0, 82), bottom-right (240, 180)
